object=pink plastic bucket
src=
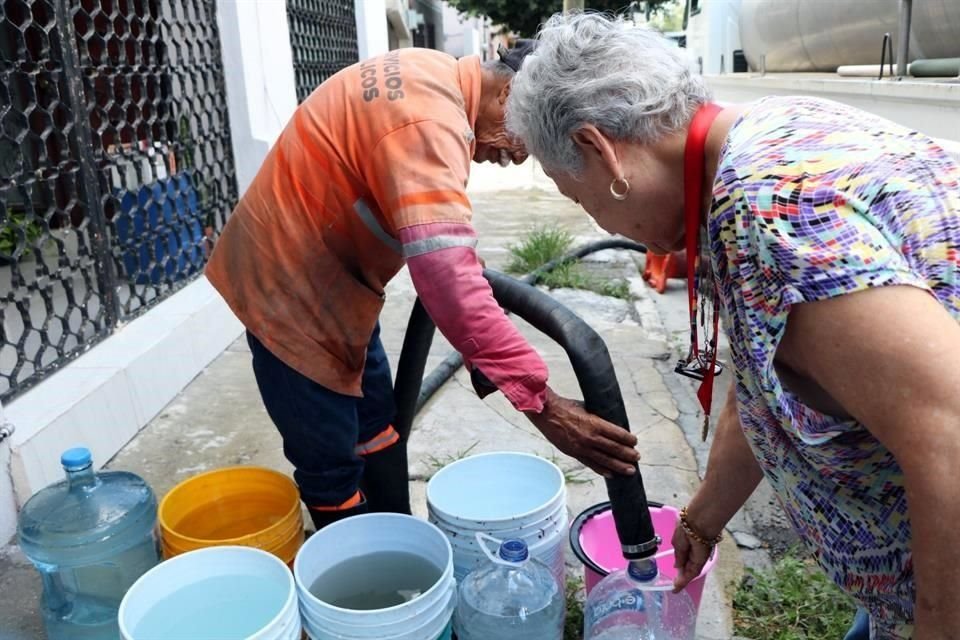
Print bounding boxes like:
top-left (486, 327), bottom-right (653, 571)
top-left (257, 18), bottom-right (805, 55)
top-left (569, 501), bottom-right (717, 609)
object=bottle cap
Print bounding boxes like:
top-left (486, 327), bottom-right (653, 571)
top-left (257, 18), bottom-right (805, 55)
top-left (627, 558), bottom-right (659, 582)
top-left (498, 539), bottom-right (529, 563)
top-left (60, 447), bottom-right (92, 471)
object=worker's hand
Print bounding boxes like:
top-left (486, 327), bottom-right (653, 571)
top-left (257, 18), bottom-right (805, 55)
top-left (525, 387), bottom-right (639, 477)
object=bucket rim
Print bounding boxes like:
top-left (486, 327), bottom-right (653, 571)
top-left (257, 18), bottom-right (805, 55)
top-left (158, 466), bottom-right (301, 547)
top-left (118, 545), bottom-right (296, 640)
top-left (427, 499), bottom-right (568, 535)
top-left (568, 500), bottom-right (665, 578)
top-left (293, 513), bottom-right (454, 618)
top-left (426, 451), bottom-right (565, 524)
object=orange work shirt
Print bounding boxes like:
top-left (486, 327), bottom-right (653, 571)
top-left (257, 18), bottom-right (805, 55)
top-left (206, 49), bottom-right (481, 396)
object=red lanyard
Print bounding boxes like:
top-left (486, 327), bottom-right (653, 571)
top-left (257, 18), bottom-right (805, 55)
top-left (679, 103), bottom-right (723, 440)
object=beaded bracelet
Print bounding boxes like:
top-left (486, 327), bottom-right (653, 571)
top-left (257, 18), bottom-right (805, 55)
top-left (679, 506), bottom-right (723, 547)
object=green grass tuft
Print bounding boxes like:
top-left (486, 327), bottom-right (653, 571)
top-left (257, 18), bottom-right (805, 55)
top-left (506, 226), bottom-right (575, 275)
top-left (507, 228), bottom-right (632, 301)
top-left (733, 551), bottom-right (857, 640)
top-left (564, 575), bottom-right (586, 640)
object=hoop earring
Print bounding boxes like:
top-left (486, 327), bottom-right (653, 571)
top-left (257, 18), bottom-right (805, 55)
top-left (609, 177), bottom-right (630, 201)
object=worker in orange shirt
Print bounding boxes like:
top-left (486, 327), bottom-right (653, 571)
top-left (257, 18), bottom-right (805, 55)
top-left (206, 42), bottom-right (640, 530)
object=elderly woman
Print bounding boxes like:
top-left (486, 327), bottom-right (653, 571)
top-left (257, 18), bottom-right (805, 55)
top-left (508, 12), bottom-right (960, 640)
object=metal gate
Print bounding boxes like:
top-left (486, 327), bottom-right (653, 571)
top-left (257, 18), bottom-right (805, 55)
top-left (0, 0), bottom-right (237, 401)
top-left (286, 0), bottom-right (358, 103)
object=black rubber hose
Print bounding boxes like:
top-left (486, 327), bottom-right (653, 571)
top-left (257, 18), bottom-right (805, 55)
top-left (393, 298), bottom-right (435, 443)
top-left (480, 269), bottom-right (657, 559)
top-left (393, 237), bottom-right (648, 435)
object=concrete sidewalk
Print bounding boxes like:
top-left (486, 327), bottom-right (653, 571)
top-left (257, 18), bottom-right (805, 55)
top-left (0, 167), bottom-right (762, 639)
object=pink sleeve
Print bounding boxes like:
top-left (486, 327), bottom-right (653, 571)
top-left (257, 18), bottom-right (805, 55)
top-left (400, 222), bottom-right (548, 413)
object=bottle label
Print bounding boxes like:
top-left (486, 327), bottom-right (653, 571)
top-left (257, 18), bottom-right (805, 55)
top-left (586, 587), bottom-right (647, 625)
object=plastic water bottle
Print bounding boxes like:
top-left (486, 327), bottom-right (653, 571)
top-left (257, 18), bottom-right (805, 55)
top-left (584, 558), bottom-right (698, 640)
top-left (17, 447), bottom-right (161, 640)
top-left (454, 535), bottom-right (564, 640)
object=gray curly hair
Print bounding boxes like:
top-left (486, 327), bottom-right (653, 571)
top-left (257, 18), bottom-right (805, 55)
top-left (506, 12), bottom-right (711, 176)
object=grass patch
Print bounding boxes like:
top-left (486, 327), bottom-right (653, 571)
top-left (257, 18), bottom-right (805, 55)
top-left (508, 227), bottom-right (632, 301)
top-left (733, 551), bottom-right (857, 640)
top-left (597, 278), bottom-right (632, 300)
top-left (506, 226), bottom-right (574, 274)
top-left (564, 575), bottom-right (586, 640)
top-left (541, 262), bottom-right (632, 301)
top-left (423, 441), bottom-right (479, 479)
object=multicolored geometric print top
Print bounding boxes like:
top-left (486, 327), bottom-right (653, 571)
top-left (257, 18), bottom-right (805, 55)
top-left (708, 95), bottom-right (960, 639)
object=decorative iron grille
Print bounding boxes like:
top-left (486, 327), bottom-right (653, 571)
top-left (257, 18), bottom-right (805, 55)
top-left (286, 0), bottom-right (358, 103)
top-left (0, 0), bottom-right (237, 401)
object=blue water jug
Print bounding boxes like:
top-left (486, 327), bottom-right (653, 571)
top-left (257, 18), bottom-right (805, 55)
top-left (584, 558), bottom-right (698, 640)
top-left (454, 535), bottom-right (564, 640)
top-left (17, 447), bottom-right (160, 639)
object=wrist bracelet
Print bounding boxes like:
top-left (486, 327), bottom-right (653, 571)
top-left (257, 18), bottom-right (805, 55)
top-left (679, 506), bottom-right (723, 547)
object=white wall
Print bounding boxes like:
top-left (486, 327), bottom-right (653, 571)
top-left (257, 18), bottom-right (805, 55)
top-left (356, 0), bottom-right (389, 59)
top-left (217, 0), bottom-right (298, 194)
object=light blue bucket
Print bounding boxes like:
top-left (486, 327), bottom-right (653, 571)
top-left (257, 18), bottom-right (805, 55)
top-left (293, 513), bottom-right (456, 640)
top-left (427, 452), bottom-right (568, 585)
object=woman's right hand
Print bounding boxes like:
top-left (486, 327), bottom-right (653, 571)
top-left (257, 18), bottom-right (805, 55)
top-left (672, 518), bottom-right (714, 592)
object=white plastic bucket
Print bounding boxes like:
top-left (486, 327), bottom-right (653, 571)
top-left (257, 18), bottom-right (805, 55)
top-left (118, 546), bottom-right (300, 640)
top-left (293, 513), bottom-right (456, 640)
top-left (427, 452), bottom-right (568, 585)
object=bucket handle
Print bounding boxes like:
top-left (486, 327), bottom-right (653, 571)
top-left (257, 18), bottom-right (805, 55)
top-left (475, 532), bottom-right (526, 567)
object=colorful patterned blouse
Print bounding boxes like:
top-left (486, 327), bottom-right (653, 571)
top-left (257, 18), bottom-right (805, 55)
top-left (709, 95), bottom-right (960, 639)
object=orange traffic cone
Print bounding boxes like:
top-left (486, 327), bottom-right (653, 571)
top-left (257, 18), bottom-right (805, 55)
top-left (642, 250), bottom-right (688, 294)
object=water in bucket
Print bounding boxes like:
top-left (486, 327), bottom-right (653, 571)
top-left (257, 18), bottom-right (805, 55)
top-left (133, 574), bottom-right (287, 637)
top-left (17, 447), bottom-right (160, 640)
top-left (455, 536), bottom-right (564, 640)
top-left (119, 546), bottom-right (300, 640)
top-left (310, 550), bottom-right (444, 610)
top-left (584, 559), bottom-right (697, 640)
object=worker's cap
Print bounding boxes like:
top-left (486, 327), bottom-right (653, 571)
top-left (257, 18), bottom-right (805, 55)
top-left (496, 39), bottom-right (538, 73)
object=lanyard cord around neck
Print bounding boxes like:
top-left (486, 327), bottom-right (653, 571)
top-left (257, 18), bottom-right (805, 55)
top-left (681, 102), bottom-right (723, 440)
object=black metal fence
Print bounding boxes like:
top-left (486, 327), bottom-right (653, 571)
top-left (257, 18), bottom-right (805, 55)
top-left (286, 0), bottom-right (358, 103)
top-left (0, 0), bottom-right (237, 401)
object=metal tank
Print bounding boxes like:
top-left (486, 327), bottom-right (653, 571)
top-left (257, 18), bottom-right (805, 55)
top-left (739, 0), bottom-right (960, 72)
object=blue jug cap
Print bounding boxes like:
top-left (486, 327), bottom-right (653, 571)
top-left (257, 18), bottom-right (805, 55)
top-left (498, 539), bottom-right (529, 562)
top-left (61, 447), bottom-right (92, 471)
top-left (627, 558), bottom-right (659, 582)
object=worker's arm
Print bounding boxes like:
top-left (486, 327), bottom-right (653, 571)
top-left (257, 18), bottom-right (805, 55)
top-left (366, 119), bottom-right (638, 476)
top-left (402, 221), bottom-right (638, 476)
top-left (401, 222), bottom-right (545, 409)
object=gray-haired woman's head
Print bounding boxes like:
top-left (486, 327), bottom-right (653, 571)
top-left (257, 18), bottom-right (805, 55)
top-left (507, 12), bottom-right (710, 177)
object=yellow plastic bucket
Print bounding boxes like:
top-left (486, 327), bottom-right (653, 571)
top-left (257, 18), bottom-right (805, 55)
top-left (158, 466), bottom-right (304, 565)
